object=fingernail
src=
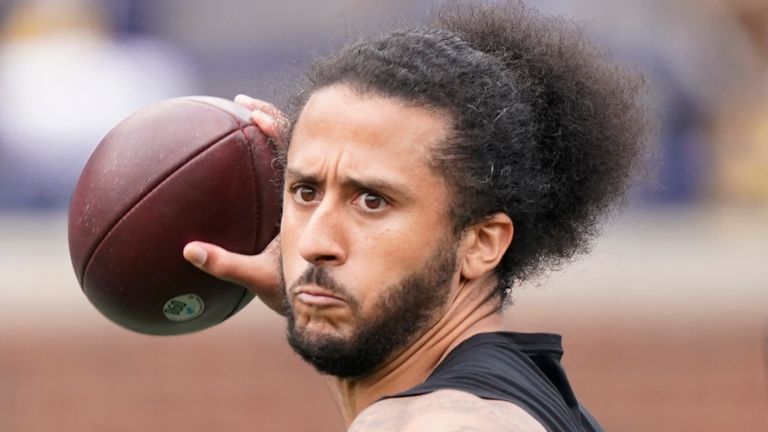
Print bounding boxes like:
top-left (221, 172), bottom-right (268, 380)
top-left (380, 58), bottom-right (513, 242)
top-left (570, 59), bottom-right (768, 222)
top-left (185, 244), bottom-right (207, 267)
top-left (234, 94), bottom-right (255, 104)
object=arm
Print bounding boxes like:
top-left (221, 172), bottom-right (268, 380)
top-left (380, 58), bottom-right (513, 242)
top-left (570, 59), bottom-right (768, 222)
top-left (349, 390), bottom-right (546, 432)
top-left (182, 95), bottom-right (287, 315)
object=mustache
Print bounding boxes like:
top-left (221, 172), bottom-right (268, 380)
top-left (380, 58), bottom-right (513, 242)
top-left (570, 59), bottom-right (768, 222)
top-left (288, 266), bottom-right (357, 306)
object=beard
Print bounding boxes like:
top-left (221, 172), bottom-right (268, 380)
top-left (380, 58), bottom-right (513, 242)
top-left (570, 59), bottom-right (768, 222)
top-left (279, 238), bottom-right (458, 379)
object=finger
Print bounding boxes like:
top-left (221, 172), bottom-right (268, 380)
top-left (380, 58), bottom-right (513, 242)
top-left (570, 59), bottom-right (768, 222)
top-left (250, 109), bottom-right (280, 139)
top-left (253, 110), bottom-right (291, 151)
top-left (233, 95), bottom-right (289, 146)
top-left (234, 94), bottom-right (282, 118)
top-left (183, 241), bottom-right (278, 290)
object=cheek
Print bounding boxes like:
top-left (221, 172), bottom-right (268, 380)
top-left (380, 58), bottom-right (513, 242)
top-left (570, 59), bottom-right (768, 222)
top-left (341, 225), bottom-right (428, 295)
top-left (354, 212), bottom-right (441, 262)
top-left (279, 209), bottom-right (305, 283)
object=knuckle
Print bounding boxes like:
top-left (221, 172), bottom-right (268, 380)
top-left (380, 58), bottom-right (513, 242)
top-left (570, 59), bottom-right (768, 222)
top-left (205, 252), bottom-right (232, 278)
top-left (215, 261), bottom-right (237, 281)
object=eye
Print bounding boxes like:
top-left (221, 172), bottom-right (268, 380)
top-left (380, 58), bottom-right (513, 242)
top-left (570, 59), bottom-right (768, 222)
top-left (356, 191), bottom-right (389, 212)
top-left (290, 185), bottom-right (320, 204)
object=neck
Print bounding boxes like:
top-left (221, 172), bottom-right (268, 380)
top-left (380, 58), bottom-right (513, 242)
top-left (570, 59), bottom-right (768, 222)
top-left (329, 276), bottom-right (505, 426)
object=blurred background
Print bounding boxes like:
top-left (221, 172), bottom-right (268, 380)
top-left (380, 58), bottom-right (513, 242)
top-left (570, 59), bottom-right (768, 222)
top-left (0, 0), bottom-right (766, 430)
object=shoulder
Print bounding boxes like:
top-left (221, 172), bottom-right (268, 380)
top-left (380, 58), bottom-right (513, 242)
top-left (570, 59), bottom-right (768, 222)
top-left (349, 389), bottom-right (546, 432)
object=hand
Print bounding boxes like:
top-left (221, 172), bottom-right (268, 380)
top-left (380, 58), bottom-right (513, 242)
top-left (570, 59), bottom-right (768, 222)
top-left (233, 94), bottom-right (289, 148)
top-left (183, 95), bottom-right (289, 316)
top-left (183, 237), bottom-right (285, 315)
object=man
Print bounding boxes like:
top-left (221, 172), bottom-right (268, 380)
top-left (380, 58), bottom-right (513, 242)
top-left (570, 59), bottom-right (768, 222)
top-left (183, 2), bottom-right (649, 431)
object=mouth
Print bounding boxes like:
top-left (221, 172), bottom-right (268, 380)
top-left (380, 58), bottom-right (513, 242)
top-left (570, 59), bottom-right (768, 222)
top-left (293, 285), bottom-right (348, 308)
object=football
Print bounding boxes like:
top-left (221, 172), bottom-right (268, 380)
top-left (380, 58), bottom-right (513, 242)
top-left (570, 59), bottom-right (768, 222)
top-left (68, 96), bottom-right (280, 335)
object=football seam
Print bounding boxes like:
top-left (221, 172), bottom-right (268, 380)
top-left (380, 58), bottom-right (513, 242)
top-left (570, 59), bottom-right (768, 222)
top-left (185, 99), bottom-right (266, 320)
top-left (80, 127), bottom-right (244, 287)
top-left (188, 98), bottom-right (263, 252)
top-left (225, 124), bottom-right (262, 319)
top-left (244, 126), bottom-right (263, 253)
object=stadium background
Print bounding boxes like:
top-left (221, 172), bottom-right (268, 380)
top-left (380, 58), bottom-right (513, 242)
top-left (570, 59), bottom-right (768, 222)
top-left (0, 0), bottom-right (766, 430)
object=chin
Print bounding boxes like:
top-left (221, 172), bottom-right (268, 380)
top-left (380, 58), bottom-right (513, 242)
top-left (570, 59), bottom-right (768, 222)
top-left (294, 311), bottom-right (351, 338)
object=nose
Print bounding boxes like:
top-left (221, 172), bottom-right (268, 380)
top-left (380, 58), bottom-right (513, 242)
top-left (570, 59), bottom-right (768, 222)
top-left (296, 199), bottom-right (347, 266)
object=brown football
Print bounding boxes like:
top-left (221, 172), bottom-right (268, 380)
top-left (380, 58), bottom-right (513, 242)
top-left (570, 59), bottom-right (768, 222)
top-left (68, 96), bottom-right (280, 335)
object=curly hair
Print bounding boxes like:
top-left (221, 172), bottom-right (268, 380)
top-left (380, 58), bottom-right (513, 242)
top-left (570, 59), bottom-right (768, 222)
top-left (282, 1), bottom-right (650, 302)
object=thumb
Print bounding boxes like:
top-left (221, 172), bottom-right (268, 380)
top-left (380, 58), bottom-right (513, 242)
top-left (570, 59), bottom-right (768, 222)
top-left (183, 241), bottom-right (279, 294)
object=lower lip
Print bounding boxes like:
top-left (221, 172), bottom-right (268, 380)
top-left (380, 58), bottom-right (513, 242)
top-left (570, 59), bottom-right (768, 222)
top-left (296, 292), bottom-right (347, 307)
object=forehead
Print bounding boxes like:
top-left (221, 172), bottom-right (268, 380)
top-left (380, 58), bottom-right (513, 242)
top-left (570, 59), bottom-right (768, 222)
top-left (287, 85), bottom-right (451, 184)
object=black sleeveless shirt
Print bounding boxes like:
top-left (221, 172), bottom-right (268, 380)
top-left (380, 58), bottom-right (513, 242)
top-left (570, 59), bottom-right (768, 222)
top-left (383, 332), bottom-right (604, 432)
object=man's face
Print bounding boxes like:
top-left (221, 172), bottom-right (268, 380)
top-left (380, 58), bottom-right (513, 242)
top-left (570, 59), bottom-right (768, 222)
top-left (279, 85), bottom-right (460, 378)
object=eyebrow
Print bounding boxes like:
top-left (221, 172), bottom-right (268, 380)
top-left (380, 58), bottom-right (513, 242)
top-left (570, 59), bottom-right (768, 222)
top-left (285, 168), bottom-right (414, 201)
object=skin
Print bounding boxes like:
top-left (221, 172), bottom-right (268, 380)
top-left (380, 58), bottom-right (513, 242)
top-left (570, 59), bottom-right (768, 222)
top-left (183, 87), bottom-right (542, 431)
top-left (281, 84), bottom-right (454, 342)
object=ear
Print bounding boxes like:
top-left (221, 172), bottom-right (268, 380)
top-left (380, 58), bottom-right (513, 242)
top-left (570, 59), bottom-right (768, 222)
top-left (458, 213), bottom-right (514, 281)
